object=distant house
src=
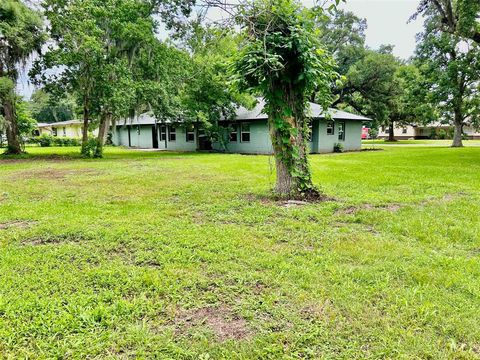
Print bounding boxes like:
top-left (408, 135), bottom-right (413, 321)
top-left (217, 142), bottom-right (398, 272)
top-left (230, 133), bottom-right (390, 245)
top-left (112, 100), bottom-right (370, 154)
top-left (36, 120), bottom-right (98, 138)
top-left (378, 122), bottom-right (480, 140)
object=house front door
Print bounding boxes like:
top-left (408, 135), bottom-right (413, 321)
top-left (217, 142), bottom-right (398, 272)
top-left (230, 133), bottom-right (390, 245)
top-left (152, 125), bottom-right (159, 148)
top-left (197, 129), bottom-right (212, 150)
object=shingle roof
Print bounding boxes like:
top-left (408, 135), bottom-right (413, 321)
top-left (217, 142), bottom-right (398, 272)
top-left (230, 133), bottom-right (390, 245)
top-left (234, 98), bottom-right (371, 121)
top-left (115, 99), bottom-right (371, 126)
top-left (37, 120), bottom-right (83, 127)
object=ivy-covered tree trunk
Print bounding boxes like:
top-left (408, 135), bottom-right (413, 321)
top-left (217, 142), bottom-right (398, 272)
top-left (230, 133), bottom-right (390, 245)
top-left (267, 86), bottom-right (316, 198)
top-left (3, 93), bottom-right (22, 155)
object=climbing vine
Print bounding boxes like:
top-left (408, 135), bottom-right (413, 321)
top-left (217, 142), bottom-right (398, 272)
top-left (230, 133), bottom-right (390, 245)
top-left (232, 0), bottom-right (338, 198)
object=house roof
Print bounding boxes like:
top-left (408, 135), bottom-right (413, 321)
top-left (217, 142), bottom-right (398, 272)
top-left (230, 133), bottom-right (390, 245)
top-left (37, 120), bottom-right (83, 128)
top-left (116, 99), bottom-right (371, 126)
top-left (234, 99), bottom-right (371, 122)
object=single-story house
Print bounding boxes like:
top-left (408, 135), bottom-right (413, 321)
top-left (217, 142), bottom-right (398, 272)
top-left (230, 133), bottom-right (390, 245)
top-left (112, 100), bottom-right (370, 154)
top-left (378, 122), bottom-right (480, 140)
top-left (36, 120), bottom-right (98, 138)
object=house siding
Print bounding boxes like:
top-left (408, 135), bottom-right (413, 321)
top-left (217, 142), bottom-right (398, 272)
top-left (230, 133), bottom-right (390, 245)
top-left (114, 119), bottom-right (363, 153)
top-left (115, 124), bottom-right (198, 151)
top-left (317, 120), bottom-right (361, 153)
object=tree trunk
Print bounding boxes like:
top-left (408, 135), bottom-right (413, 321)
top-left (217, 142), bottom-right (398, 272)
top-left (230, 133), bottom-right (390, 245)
top-left (81, 95), bottom-right (90, 156)
top-left (387, 121), bottom-right (396, 142)
top-left (267, 87), bottom-right (318, 199)
top-left (94, 113), bottom-right (111, 158)
top-left (3, 95), bottom-right (22, 155)
top-left (452, 113), bottom-right (463, 147)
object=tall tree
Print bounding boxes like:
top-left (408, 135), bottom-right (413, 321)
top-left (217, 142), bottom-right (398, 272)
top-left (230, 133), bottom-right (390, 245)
top-left (415, 16), bottom-right (480, 147)
top-left (413, 0), bottom-right (480, 44)
top-left (233, 0), bottom-right (337, 198)
top-left (33, 0), bottom-right (169, 157)
top-left (0, 0), bottom-right (44, 154)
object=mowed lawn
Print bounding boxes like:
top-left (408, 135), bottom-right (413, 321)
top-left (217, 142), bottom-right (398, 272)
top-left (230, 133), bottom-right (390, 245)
top-left (1, 146), bottom-right (479, 359)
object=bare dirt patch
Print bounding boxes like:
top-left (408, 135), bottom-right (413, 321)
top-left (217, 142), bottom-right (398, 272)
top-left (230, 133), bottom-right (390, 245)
top-left (13, 168), bottom-right (103, 181)
top-left (244, 193), bottom-right (336, 207)
top-left (21, 233), bottom-right (92, 246)
top-left (0, 154), bottom-right (76, 164)
top-left (0, 220), bottom-right (37, 230)
top-left (335, 203), bottom-right (402, 215)
top-left (174, 304), bottom-right (251, 342)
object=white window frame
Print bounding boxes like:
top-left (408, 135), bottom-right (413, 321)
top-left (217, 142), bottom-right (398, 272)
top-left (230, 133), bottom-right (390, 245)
top-left (326, 121), bottom-right (334, 135)
top-left (240, 123), bottom-right (250, 143)
top-left (186, 125), bottom-right (195, 142)
top-left (168, 126), bottom-right (176, 142)
top-left (338, 121), bottom-right (346, 141)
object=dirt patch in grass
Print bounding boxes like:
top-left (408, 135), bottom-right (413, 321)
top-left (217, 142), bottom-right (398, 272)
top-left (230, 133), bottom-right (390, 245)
top-left (244, 193), bottom-right (336, 207)
top-left (335, 203), bottom-right (402, 215)
top-left (0, 154), bottom-right (77, 164)
top-left (13, 168), bottom-right (102, 181)
top-left (174, 304), bottom-right (251, 342)
top-left (0, 220), bottom-right (37, 230)
top-left (21, 232), bottom-right (93, 246)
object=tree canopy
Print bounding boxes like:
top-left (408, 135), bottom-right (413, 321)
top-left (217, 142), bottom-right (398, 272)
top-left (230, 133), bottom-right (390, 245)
top-left (415, 14), bottom-right (480, 147)
top-left (0, 0), bottom-right (45, 154)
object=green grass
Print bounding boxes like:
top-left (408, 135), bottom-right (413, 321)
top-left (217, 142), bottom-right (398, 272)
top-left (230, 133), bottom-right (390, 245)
top-left (1, 146), bottom-right (480, 359)
top-left (362, 139), bottom-right (480, 146)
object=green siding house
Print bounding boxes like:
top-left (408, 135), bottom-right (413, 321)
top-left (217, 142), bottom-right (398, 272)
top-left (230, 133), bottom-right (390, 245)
top-left (113, 99), bottom-right (370, 154)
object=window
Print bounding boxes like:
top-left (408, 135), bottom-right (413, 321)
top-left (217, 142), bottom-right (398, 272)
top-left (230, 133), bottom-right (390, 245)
top-left (338, 121), bottom-right (345, 141)
top-left (160, 125), bottom-right (166, 141)
top-left (241, 123), bottom-right (250, 142)
top-left (186, 125), bottom-right (195, 142)
top-left (52, 127), bottom-right (57, 136)
top-left (230, 123), bottom-right (238, 142)
top-left (62, 127), bottom-right (66, 137)
top-left (168, 126), bottom-right (176, 142)
top-left (136, 125), bottom-right (140, 135)
top-left (402, 127), bottom-right (407, 134)
top-left (307, 122), bottom-right (313, 141)
top-left (326, 121), bottom-right (334, 135)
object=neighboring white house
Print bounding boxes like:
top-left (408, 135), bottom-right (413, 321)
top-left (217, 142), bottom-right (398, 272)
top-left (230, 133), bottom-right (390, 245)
top-left (378, 122), bottom-right (480, 140)
top-left (36, 120), bottom-right (98, 138)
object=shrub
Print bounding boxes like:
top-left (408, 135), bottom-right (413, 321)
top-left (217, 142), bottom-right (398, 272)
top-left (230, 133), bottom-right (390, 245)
top-left (34, 135), bottom-right (81, 147)
top-left (333, 143), bottom-right (344, 153)
top-left (81, 137), bottom-right (99, 158)
top-left (437, 129), bottom-right (447, 139)
top-left (36, 134), bottom-right (54, 147)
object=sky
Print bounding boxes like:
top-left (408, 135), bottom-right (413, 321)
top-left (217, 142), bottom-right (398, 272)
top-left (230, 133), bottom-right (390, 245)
top-left (340, 0), bottom-right (424, 60)
top-left (17, 0), bottom-right (425, 98)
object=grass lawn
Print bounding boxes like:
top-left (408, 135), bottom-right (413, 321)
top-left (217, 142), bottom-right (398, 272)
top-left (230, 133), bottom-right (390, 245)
top-left (362, 139), bottom-right (480, 146)
top-left (1, 146), bottom-right (480, 359)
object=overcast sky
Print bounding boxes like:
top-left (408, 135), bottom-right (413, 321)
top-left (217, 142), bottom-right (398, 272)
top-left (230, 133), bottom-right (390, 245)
top-left (18, 0), bottom-right (425, 98)
top-left (341, 0), bottom-right (424, 59)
